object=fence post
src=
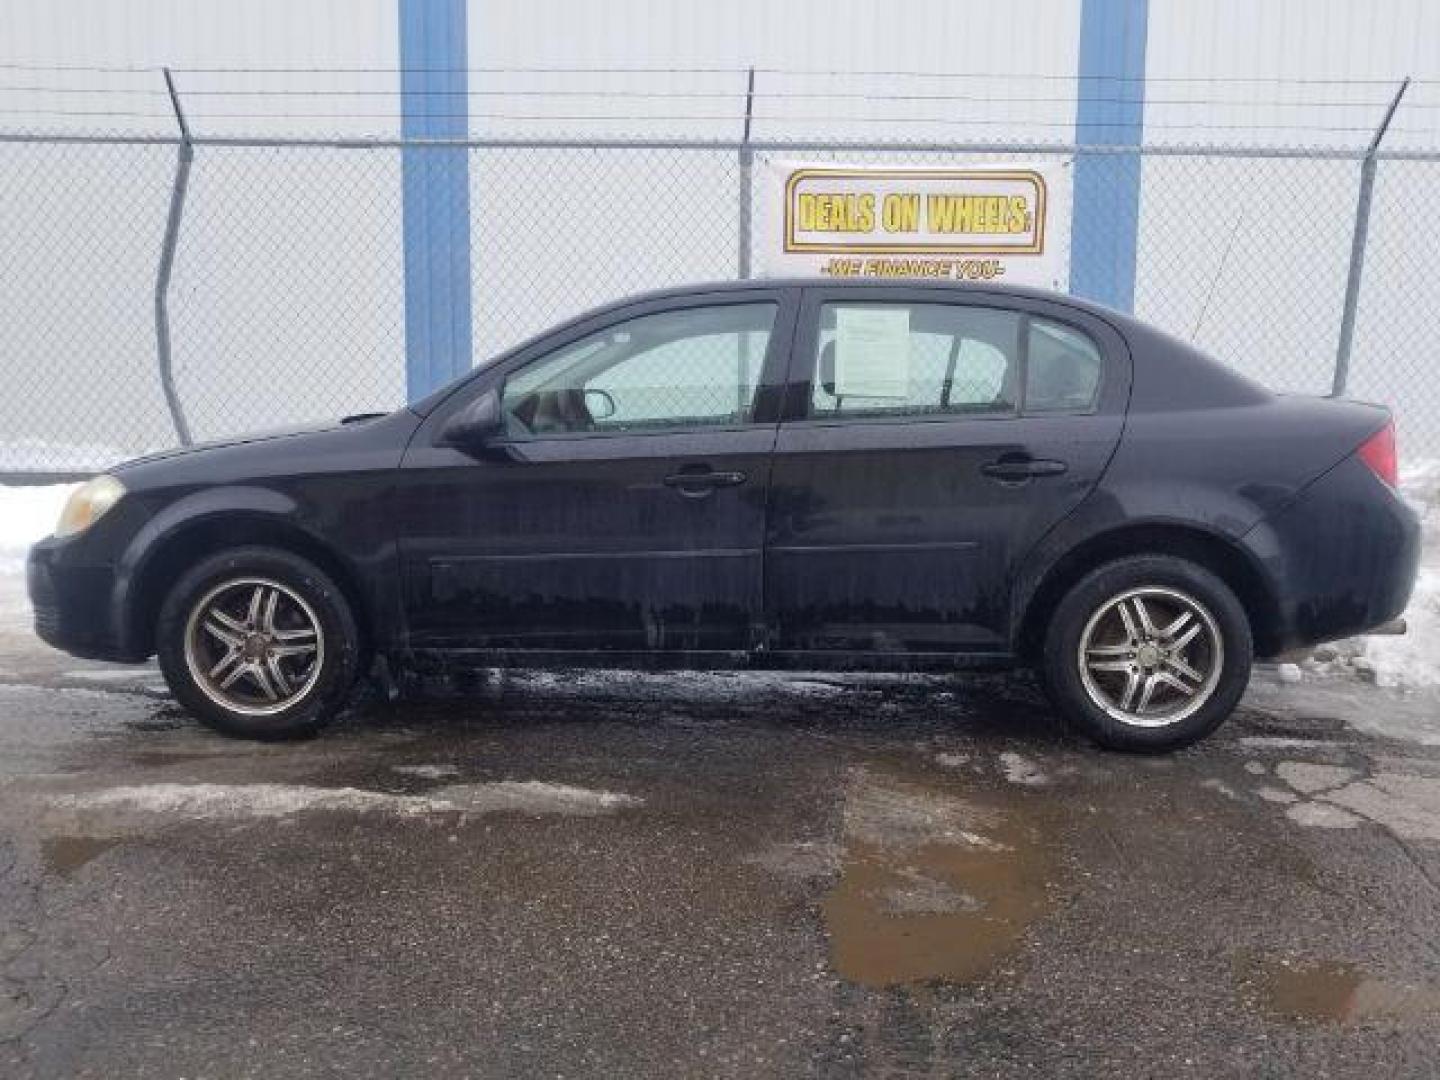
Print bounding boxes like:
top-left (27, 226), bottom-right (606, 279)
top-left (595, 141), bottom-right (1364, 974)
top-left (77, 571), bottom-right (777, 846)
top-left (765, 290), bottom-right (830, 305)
top-left (737, 66), bottom-right (756, 280)
top-left (737, 67), bottom-right (757, 415)
top-left (1070, 0), bottom-right (1148, 312)
top-left (155, 67), bottom-right (194, 446)
top-left (1332, 76), bottom-right (1409, 398)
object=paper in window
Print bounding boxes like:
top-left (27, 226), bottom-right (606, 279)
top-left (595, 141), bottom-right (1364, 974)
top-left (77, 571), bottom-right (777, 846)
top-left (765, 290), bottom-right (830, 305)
top-left (833, 306), bottom-right (910, 399)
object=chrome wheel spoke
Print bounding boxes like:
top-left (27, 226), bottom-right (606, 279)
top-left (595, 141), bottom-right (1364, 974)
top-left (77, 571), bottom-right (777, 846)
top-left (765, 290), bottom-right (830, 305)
top-left (1116, 601), bottom-right (1140, 643)
top-left (203, 618), bottom-right (245, 649)
top-left (245, 586), bottom-right (266, 628)
top-left (1088, 658), bottom-right (1134, 674)
top-left (248, 660), bottom-right (279, 702)
top-left (272, 624), bottom-right (317, 644)
top-left (1153, 669), bottom-right (1198, 697)
top-left (208, 608), bottom-right (248, 636)
top-left (208, 648), bottom-right (243, 681)
top-left (264, 654), bottom-right (292, 697)
top-left (271, 641), bottom-right (317, 660)
top-left (1086, 643), bottom-right (1131, 658)
top-left (218, 659), bottom-right (250, 691)
top-left (261, 588), bottom-right (281, 635)
top-left (1136, 673), bottom-right (1160, 713)
top-left (1165, 652), bottom-right (1204, 684)
top-left (1117, 669), bottom-right (1142, 711)
top-left (1160, 610), bottom-right (1193, 642)
top-left (1170, 621), bottom-right (1203, 651)
top-left (1130, 596), bottom-right (1159, 638)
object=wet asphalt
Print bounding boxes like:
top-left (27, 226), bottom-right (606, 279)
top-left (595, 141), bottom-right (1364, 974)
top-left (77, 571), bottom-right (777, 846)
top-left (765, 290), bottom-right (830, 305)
top-left (2, 629), bottom-right (1440, 1078)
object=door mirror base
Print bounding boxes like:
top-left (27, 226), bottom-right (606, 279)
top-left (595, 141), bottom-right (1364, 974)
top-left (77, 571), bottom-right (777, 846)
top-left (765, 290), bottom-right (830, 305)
top-left (440, 388), bottom-right (504, 449)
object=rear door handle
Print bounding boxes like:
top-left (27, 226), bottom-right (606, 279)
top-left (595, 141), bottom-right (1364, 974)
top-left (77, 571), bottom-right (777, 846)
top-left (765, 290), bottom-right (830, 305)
top-left (980, 457), bottom-right (1068, 482)
top-left (663, 469), bottom-right (747, 496)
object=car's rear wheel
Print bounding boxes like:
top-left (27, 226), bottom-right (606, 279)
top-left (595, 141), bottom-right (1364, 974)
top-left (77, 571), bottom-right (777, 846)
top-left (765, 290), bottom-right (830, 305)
top-left (1040, 555), bottom-right (1252, 751)
top-left (156, 546), bottom-right (360, 739)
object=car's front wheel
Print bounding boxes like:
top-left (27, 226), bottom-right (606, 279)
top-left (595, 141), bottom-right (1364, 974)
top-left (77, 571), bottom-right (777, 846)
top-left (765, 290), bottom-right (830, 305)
top-left (1041, 555), bottom-right (1252, 751)
top-left (156, 546), bottom-right (361, 739)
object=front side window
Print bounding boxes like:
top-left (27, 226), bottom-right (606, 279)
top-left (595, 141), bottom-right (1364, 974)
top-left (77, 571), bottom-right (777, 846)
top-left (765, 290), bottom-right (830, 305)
top-left (501, 303), bottom-right (776, 436)
top-left (810, 303), bottom-right (1021, 420)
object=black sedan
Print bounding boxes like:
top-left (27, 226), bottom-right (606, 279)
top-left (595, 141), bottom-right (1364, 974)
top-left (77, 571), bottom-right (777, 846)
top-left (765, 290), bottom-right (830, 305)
top-left (28, 281), bottom-right (1420, 750)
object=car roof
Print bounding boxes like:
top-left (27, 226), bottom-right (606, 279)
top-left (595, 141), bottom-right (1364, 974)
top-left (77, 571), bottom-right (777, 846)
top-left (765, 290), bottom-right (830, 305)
top-left (611, 277), bottom-right (1132, 323)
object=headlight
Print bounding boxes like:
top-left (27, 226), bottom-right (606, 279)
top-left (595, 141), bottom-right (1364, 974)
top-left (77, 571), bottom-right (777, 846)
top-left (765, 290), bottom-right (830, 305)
top-left (55, 475), bottom-right (126, 538)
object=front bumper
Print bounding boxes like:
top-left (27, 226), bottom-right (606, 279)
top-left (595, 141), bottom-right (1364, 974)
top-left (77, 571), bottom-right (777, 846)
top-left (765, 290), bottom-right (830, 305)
top-left (27, 539), bottom-right (139, 661)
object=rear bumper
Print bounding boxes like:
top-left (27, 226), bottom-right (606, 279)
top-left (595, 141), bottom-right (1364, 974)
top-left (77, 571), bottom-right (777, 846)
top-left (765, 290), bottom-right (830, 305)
top-left (27, 539), bottom-right (144, 662)
top-left (1242, 455), bottom-right (1422, 655)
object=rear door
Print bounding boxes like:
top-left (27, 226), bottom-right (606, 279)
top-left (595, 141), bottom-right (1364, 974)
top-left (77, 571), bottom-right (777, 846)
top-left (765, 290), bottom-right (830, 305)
top-left (764, 286), bottom-right (1130, 659)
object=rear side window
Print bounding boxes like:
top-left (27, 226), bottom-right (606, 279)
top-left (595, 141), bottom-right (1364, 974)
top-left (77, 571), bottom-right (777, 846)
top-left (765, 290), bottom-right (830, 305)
top-left (1025, 318), bottom-right (1103, 413)
top-left (810, 302), bottom-right (1021, 419)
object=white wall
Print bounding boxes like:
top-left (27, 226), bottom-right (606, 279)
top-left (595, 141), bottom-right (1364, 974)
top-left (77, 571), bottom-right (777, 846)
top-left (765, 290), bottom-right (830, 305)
top-left (1, 1), bottom-right (1437, 461)
top-left (1140, 0), bottom-right (1440, 455)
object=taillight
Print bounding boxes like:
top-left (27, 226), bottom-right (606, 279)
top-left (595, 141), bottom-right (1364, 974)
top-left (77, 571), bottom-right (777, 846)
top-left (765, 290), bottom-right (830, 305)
top-left (1357, 420), bottom-right (1398, 488)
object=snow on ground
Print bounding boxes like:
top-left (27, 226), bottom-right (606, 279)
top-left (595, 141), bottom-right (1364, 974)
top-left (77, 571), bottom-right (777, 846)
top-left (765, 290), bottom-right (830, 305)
top-left (47, 780), bottom-right (642, 832)
top-left (2, 462), bottom-right (1439, 688)
top-left (0, 483), bottom-right (74, 576)
top-left (0, 482), bottom-right (76, 630)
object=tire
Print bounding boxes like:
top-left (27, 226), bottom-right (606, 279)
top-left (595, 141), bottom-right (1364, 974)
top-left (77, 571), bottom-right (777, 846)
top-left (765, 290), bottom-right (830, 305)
top-left (1040, 555), bottom-right (1252, 752)
top-left (156, 546), bottom-right (361, 739)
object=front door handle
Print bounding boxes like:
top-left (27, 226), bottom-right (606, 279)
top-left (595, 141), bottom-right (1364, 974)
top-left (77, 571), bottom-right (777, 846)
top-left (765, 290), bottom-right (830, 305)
top-left (980, 457), bottom-right (1069, 483)
top-left (663, 469), bottom-right (747, 497)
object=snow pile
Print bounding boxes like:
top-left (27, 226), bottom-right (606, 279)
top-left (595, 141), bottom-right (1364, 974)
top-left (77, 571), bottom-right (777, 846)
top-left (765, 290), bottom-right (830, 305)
top-left (0, 482), bottom-right (75, 628)
top-left (48, 780), bottom-right (643, 831)
top-left (0, 482), bottom-right (74, 576)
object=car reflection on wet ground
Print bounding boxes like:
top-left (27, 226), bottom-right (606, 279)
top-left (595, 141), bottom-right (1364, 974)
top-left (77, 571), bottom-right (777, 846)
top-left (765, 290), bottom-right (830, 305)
top-left (2, 648), bottom-right (1440, 1077)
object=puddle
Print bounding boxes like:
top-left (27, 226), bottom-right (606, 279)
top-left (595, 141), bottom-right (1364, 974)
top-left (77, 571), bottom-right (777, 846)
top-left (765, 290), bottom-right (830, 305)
top-left (1240, 957), bottom-right (1440, 1025)
top-left (821, 768), bottom-right (1055, 988)
top-left (41, 835), bottom-right (118, 876)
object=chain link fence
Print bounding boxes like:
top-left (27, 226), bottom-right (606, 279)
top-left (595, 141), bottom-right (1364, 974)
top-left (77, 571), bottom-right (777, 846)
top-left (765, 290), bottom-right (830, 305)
top-left (2, 131), bottom-right (1439, 473)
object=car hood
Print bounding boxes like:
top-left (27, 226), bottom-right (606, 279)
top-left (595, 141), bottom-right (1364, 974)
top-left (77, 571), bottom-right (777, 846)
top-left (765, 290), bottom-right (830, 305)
top-left (112, 419), bottom-right (351, 472)
top-left (109, 409), bottom-right (421, 490)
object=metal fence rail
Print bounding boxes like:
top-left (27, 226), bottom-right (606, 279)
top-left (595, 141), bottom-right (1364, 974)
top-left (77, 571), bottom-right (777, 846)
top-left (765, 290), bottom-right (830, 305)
top-left (3, 126), bottom-right (1440, 472)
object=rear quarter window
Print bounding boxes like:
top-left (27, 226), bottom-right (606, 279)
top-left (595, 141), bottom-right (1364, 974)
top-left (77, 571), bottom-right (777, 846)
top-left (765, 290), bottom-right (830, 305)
top-left (1024, 318), bottom-right (1103, 414)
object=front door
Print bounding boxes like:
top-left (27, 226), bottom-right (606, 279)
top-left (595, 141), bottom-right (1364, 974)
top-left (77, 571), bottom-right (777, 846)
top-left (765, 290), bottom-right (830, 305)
top-left (399, 290), bottom-right (796, 656)
top-left (765, 286), bottom-right (1129, 659)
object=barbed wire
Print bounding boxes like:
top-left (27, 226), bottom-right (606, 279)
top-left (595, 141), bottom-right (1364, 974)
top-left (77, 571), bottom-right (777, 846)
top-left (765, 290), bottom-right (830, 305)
top-left (0, 65), bottom-right (1433, 147)
top-left (0, 60), bottom-right (1433, 85)
top-left (4, 106), bottom-right (1430, 137)
top-left (3, 85), bottom-right (1428, 111)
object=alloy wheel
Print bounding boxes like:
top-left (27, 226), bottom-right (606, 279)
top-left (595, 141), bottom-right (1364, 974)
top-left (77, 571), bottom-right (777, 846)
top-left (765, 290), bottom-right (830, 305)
top-left (183, 577), bottom-right (325, 716)
top-left (1076, 586), bottom-right (1224, 728)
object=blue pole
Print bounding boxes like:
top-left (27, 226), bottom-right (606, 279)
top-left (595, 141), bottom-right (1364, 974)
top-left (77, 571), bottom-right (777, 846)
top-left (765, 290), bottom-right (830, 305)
top-left (399, 0), bottom-right (473, 399)
top-left (1070, 0), bottom-right (1148, 312)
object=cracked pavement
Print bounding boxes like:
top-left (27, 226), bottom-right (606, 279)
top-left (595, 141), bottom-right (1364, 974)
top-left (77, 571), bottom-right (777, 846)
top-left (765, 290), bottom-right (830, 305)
top-left (2, 629), bottom-right (1440, 1077)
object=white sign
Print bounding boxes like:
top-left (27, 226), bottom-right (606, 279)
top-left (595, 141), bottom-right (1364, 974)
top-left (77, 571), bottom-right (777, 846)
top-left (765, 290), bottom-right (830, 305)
top-left (834, 306), bottom-right (910, 399)
top-left (758, 159), bottom-right (1070, 289)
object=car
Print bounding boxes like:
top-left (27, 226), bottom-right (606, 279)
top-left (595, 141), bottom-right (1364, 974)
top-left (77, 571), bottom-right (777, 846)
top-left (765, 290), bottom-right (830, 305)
top-left (28, 280), bottom-right (1420, 750)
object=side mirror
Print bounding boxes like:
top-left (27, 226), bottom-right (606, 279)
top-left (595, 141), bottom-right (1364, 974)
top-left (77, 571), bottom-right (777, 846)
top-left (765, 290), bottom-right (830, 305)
top-left (583, 387), bottom-right (617, 421)
top-left (441, 388), bottom-right (504, 448)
